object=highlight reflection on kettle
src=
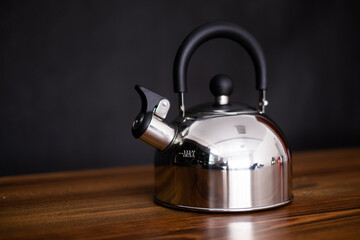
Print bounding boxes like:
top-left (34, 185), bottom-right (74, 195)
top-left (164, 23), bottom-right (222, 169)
top-left (131, 21), bottom-right (293, 212)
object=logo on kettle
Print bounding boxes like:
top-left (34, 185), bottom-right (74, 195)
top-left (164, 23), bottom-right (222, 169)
top-left (178, 150), bottom-right (196, 158)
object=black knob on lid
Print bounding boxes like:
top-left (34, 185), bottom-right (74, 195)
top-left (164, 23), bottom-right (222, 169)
top-left (209, 74), bottom-right (234, 97)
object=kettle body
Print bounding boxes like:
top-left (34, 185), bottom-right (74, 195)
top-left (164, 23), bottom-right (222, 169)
top-left (155, 111), bottom-right (292, 211)
top-left (131, 21), bottom-right (293, 212)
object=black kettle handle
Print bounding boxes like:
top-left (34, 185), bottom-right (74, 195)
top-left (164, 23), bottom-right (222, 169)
top-left (173, 21), bottom-right (268, 113)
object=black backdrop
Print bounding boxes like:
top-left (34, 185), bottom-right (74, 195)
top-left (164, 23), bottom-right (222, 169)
top-left (1, 0), bottom-right (359, 176)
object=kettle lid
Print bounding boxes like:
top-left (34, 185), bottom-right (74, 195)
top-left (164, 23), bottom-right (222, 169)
top-left (186, 74), bottom-right (257, 116)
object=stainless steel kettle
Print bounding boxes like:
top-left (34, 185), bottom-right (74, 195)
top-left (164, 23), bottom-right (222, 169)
top-left (131, 22), bottom-right (293, 212)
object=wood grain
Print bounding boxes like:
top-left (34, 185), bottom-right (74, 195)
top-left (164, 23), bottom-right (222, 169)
top-left (1, 147), bottom-right (360, 239)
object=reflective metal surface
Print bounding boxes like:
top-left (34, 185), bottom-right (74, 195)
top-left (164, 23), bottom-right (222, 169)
top-left (259, 90), bottom-right (268, 113)
top-left (154, 99), bottom-right (170, 119)
top-left (139, 116), bottom-right (176, 151)
top-left (216, 95), bottom-right (229, 105)
top-left (154, 112), bottom-right (292, 211)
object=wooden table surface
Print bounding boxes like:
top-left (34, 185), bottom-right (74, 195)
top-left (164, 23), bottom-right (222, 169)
top-left (1, 148), bottom-right (360, 239)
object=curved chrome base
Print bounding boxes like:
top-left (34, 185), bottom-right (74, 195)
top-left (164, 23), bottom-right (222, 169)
top-left (155, 195), bottom-right (294, 213)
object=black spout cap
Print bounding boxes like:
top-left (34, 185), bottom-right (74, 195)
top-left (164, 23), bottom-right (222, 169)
top-left (132, 85), bottom-right (167, 138)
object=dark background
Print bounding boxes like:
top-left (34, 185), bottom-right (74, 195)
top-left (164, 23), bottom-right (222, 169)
top-left (1, 0), bottom-right (359, 176)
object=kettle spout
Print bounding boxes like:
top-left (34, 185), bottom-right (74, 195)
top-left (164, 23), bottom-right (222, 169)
top-left (132, 85), bottom-right (179, 151)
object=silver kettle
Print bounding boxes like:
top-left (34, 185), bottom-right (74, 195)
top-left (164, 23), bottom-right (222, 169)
top-left (131, 22), bottom-right (293, 212)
